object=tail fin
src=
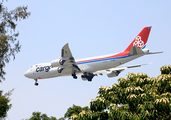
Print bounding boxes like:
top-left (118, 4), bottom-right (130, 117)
top-left (124, 26), bottom-right (152, 52)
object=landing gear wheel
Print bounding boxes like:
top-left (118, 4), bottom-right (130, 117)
top-left (35, 83), bottom-right (39, 86)
top-left (82, 72), bottom-right (94, 82)
top-left (72, 73), bottom-right (77, 79)
top-left (73, 76), bottom-right (77, 79)
top-left (87, 76), bottom-right (92, 82)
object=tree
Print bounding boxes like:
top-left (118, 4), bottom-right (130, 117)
top-left (0, 89), bottom-right (13, 119)
top-left (64, 104), bottom-right (90, 119)
top-left (0, 1), bottom-right (30, 119)
top-left (26, 112), bottom-right (57, 120)
top-left (71, 65), bottom-right (171, 120)
top-left (0, 1), bottom-right (30, 82)
top-left (57, 117), bottom-right (65, 120)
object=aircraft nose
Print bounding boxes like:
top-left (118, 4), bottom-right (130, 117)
top-left (24, 71), bottom-right (31, 78)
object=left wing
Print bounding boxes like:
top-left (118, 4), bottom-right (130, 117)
top-left (58, 43), bottom-right (81, 77)
top-left (93, 63), bottom-right (152, 77)
top-left (61, 43), bottom-right (73, 58)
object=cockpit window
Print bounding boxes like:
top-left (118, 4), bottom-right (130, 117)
top-left (31, 66), bottom-right (33, 68)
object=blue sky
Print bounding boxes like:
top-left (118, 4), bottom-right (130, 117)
top-left (1, 0), bottom-right (171, 119)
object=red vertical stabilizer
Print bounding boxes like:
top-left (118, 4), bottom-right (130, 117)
top-left (124, 26), bottom-right (152, 52)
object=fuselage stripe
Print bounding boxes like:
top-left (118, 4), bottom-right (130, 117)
top-left (76, 55), bottom-right (131, 65)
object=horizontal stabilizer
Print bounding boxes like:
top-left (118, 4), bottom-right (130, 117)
top-left (146, 52), bottom-right (163, 55)
top-left (129, 46), bottom-right (144, 55)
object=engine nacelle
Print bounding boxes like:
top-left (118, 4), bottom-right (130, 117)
top-left (142, 48), bottom-right (149, 53)
top-left (49, 67), bottom-right (64, 74)
top-left (51, 58), bottom-right (70, 67)
top-left (51, 59), bottom-right (66, 67)
top-left (57, 67), bottom-right (64, 73)
top-left (51, 59), bottom-right (61, 67)
top-left (49, 67), bottom-right (58, 74)
top-left (107, 70), bottom-right (121, 78)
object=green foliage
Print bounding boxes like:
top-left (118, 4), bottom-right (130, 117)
top-left (160, 65), bottom-right (171, 74)
top-left (0, 1), bottom-right (30, 119)
top-left (64, 104), bottom-right (90, 119)
top-left (72, 65), bottom-right (171, 120)
top-left (0, 1), bottom-right (30, 82)
top-left (57, 117), bottom-right (65, 120)
top-left (0, 89), bottom-right (13, 118)
top-left (27, 112), bottom-right (57, 120)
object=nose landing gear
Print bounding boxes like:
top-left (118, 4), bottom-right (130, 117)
top-left (34, 79), bottom-right (39, 86)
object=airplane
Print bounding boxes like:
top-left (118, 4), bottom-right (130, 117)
top-left (24, 26), bottom-right (162, 86)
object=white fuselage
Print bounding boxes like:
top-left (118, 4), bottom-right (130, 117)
top-left (24, 26), bottom-right (160, 85)
top-left (25, 53), bottom-right (145, 80)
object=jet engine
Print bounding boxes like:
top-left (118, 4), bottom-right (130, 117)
top-left (51, 59), bottom-right (66, 67)
top-left (49, 67), bottom-right (64, 74)
top-left (51, 57), bottom-right (74, 67)
top-left (49, 67), bottom-right (58, 74)
top-left (57, 67), bottom-right (64, 73)
top-left (59, 59), bottom-right (66, 65)
top-left (51, 59), bottom-right (61, 67)
top-left (107, 70), bottom-right (121, 78)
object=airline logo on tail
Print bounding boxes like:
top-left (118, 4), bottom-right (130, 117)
top-left (124, 26), bottom-right (151, 52)
top-left (133, 36), bottom-right (144, 48)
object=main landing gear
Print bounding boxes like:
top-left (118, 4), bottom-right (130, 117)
top-left (34, 79), bottom-right (39, 86)
top-left (72, 72), bottom-right (77, 79)
top-left (81, 72), bottom-right (95, 82)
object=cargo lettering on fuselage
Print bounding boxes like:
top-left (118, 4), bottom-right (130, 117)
top-left (36, 66), bottom-right (51, 72)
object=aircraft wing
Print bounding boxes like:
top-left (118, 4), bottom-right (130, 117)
top-left (93, 63), bottom-right (152, 76)
top-left (59, 43), bottom-right (81, 74)
top-left (61, 43), bottom-right (73, 58)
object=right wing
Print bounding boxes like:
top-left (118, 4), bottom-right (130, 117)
top-left (93, 63), bottom-right (152, 77)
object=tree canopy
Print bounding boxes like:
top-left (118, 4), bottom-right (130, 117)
top-left (70, 65), bottom-right (171, 120)
top-left (0, 1), bottom-right (30, 82)
top-left (0, 89), bottom-right (13, 119)
top-left (26, 112), bottom-right (57, 120)
top-left (64, 104), bottom-right (90, 119)
top-left (0, 1), bottom-right (30, 119)
top-left (26, 105), bottom-right (89, 120)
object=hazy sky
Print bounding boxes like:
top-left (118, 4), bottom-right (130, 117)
top-left (1, 0), bottom-right (171, 119)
